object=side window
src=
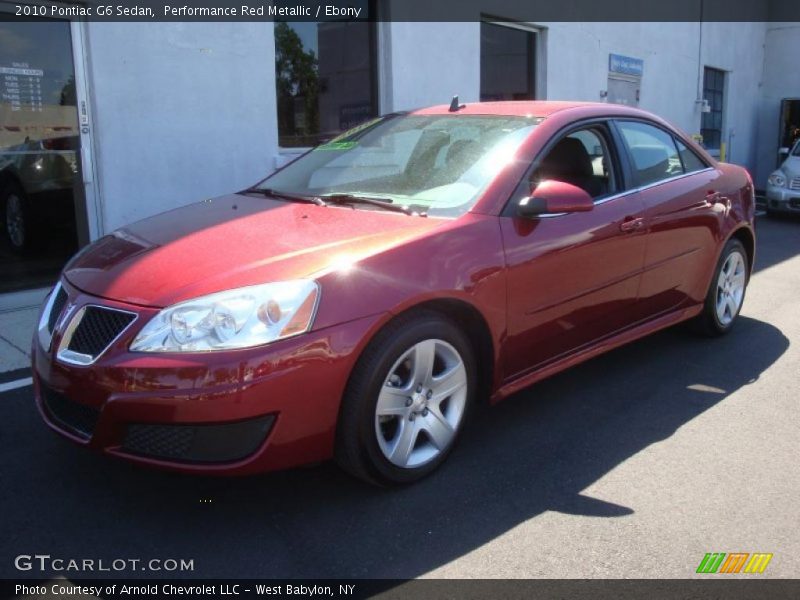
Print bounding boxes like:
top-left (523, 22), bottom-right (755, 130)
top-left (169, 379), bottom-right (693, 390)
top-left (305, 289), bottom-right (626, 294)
top-left (674, 138), bottom-right (707, 173)
top-left (617, 121), bottom-right (683, 187)
top-left (531, 127), bottom-right (617, 199)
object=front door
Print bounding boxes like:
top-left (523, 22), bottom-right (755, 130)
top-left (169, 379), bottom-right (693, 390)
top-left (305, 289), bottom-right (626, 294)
top-left (500, 123), bottom-right (647, 380)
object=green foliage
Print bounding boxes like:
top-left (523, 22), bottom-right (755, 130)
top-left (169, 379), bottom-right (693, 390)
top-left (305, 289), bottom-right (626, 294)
top-left (275, 23), bottom-right (320, 143)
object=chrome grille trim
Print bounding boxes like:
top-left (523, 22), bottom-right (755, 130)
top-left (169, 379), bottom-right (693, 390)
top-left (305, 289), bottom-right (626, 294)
top-left (56, 305), bottom-right (138, 366)
top-left (789, 177), bottom-right (800, 191)
top-left (37, 282), bottom-right (66, 351)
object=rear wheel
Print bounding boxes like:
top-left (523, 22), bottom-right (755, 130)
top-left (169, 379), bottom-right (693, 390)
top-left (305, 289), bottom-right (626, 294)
top-left (692, 238), bottom-right (748, 336)
top-left (1, 182), bottom-right (35, 254)
top-left (335, 311), bottom-right (476, 485)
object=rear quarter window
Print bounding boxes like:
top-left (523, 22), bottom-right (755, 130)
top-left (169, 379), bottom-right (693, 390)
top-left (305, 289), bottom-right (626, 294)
top-left (675, 138), bottom-right (708, 173)
top-left (617, 121), bottom-right (684, 187)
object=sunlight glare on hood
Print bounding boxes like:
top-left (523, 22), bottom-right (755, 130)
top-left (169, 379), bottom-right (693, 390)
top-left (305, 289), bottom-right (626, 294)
top-left (331, 254), bottom-right (357, 274)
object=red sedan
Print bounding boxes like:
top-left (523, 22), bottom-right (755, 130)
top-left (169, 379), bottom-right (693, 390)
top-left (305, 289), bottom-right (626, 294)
top-left (32, 101), bottom-right (755, 485)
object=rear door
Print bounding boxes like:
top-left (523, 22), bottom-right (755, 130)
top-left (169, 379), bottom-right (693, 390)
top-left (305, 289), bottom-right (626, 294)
top-left (613, 120), bottom-right (722, 318)
top-left (500, 121), bottom-right (647, 380)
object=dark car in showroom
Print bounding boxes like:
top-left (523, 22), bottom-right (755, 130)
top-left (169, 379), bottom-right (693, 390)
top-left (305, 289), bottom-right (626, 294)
top-left (33, 101), bottom-right (755, 485)
top-left (1, 134), bottom-right (79, 254)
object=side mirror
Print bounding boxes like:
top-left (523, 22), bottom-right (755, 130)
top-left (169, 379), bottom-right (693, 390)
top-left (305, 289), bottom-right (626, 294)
top-left (517, 180), bottom-right (594, 218)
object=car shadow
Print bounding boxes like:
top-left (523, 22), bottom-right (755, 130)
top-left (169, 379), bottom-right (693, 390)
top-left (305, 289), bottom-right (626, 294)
top-left (754, 214), bottom-right (800, 273)
top-left (0, 316), bottom-right (788, 579)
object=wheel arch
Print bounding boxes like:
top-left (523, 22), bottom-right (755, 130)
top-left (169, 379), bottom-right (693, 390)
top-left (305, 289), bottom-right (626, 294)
top-left (400, 298), bottom-right (495, 402)
top-left (0, 168), bottom-right (25, 196)
top-left (728, 225), bottom-right (755, 277)
top-left (345, 297), bottom-right (497, 408)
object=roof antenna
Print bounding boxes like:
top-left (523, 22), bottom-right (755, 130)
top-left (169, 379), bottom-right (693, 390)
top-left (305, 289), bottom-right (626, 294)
top-left (449, 95), bottom-right (466, 112)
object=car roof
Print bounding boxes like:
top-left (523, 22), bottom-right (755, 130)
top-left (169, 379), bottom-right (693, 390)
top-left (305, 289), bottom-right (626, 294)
top-left (410, 100), bottom-right (652, 120)
top-left (408, 100), bottom-right (716, 171)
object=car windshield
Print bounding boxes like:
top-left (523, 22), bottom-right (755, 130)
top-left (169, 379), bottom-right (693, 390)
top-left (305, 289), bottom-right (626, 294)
top-left (793, 140), bottom-right (800, 157)
top-left (254, 114), bottom-right (539, 217)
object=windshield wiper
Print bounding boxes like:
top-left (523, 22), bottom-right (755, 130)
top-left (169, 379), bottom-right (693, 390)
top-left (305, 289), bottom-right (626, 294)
top-left (241, 187), bottom-right (327, 207)
top-left (241, 188), bottom-right (427, 216)
top-left (321, 193), bottom-right (427, 217)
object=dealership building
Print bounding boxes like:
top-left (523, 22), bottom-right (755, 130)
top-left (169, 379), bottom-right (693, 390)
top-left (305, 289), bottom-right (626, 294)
top-left (1, 1), bottom-right (799, 311)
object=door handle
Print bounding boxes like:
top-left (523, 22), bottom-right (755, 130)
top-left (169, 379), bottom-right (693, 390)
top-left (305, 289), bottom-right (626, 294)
top-left (620, 216), bottom-right (644, 233)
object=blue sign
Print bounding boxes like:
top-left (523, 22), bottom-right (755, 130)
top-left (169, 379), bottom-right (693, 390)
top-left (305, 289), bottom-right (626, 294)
top-left (609, 54), bottom-right (644, 77)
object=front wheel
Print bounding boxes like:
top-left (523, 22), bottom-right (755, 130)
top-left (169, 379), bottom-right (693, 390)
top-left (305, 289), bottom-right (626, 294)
top-left (335, 311), bottom-right (476, 486)
top-left (692, 238), bottom-right (749, 336)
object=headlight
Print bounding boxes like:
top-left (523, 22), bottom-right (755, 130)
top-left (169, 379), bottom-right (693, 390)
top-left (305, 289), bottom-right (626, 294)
top-left (130, 280), bottom-right (320, 352)
top-left (767, 172), bottom-right (786, 187)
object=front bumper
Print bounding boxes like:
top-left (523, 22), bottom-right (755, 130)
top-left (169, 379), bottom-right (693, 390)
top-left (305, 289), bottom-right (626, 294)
top-left (32, 279), bottom-right (382, 475)
top-left (766, 185), bottom-right (800, 213)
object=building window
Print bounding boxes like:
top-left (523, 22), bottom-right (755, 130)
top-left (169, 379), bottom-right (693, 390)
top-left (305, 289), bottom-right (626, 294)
top-left (275, 17), bottom-right (377, 148)
top-left (0, 19), bottom-right (85, 293)
top-left (480, 22), bottom-right (536, 101)
top-left (701, 66), bottom-right (725, 150)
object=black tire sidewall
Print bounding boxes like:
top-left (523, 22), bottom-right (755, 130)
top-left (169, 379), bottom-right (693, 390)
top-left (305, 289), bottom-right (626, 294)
top-left (344, 314), bottom-right (477, 485)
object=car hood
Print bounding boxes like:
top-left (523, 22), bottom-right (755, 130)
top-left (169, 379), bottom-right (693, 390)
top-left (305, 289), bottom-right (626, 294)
top-left (64, 194), bottom-right (444, 307)
top-left (779, 155), bottom-right (800, 178)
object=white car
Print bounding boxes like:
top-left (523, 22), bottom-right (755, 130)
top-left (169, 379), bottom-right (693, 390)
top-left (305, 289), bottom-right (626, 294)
top-left (766, 139), bottom-right (800, 215)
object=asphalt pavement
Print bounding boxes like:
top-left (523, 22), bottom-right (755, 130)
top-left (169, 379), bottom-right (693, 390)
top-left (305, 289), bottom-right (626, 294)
top-left (1, 215), bottom-right (799, 580)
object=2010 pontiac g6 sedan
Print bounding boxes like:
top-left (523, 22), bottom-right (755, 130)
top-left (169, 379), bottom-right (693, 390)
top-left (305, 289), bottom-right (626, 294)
top-left (33, 101), bottom-right (755, 485)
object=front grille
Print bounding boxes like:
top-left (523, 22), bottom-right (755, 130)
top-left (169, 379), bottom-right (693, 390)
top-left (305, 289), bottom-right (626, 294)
top-left (790, 177), bottom-right (800, 191)
top-left (67, 306), bottom-right (136, 357)
top-left (123, 416), bottom-right (275, 464)
top-left (41, 385), bottom-right (99, 439)
top-left (47, 286), bottom-right (68, 334)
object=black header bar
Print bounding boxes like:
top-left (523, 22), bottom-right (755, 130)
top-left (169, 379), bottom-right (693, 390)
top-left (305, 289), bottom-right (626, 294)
top-left (3, 0), bottom-right (800, 22)
top-left (3, 579), bottom-right (800, 600)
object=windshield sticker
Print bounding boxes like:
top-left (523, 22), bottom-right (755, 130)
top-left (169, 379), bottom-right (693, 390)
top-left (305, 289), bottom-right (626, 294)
top-left (315, 141), bottom-right (358, 151)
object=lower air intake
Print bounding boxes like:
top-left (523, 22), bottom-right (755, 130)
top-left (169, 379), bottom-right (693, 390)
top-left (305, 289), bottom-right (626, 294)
top-left (41, 385), bottom-right (99, 439)
top-left (122, 416), bottom-right (275, 464)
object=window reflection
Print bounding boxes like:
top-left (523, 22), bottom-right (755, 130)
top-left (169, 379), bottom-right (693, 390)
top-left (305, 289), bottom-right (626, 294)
top-left (275, 14), bottom-right (377, 148)
top-left (0, 20), bottom-right (81, 292)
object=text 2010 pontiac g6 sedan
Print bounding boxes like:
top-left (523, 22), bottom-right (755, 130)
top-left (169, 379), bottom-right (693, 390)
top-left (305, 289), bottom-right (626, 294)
top-left (33, 101), bottom-right (755, 485)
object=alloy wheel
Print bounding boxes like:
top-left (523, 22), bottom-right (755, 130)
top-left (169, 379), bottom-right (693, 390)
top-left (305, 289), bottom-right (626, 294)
top-left (715, 250), bottom-right (746, 326)
top-left (375, 338), bottom-right (468, 469)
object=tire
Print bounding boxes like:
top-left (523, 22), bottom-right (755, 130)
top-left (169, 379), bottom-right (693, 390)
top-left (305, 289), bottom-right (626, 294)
top-left (692, 238), bottom-right (748, 336)
top-left (335, 311), bottom-right (477, 486)
top-left (1, 182), bottom-right (35, 255)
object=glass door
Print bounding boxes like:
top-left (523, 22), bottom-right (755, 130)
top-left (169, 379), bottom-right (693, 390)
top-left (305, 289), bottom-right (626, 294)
top-left (0, 16), bottom-right (87, 294)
